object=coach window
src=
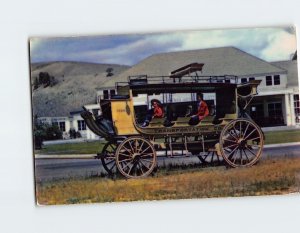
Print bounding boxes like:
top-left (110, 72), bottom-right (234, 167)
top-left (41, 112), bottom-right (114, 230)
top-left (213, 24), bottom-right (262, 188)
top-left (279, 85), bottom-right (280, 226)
top-left (274, 75), bottom-right (280, 85)
top-left (249, 77), bottom-right (255, 81)
top-left (266, 76), bottom-right (272, 86)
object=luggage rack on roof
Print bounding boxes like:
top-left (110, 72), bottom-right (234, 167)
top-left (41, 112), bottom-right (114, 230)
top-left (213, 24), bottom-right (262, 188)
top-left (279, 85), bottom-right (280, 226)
top-left (115, 63), bottom-right (239, 89)
top-left (121, 74), bottom-right (238, 86)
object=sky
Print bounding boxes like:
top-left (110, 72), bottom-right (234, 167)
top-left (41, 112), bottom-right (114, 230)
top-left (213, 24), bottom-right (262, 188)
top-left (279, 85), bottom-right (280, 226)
top-left (30, 26), bottom-right (297, 66)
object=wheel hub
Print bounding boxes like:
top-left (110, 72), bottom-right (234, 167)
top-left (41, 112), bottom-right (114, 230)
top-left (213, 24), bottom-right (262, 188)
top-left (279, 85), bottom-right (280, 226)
top-left (237, 138), bottom-right (246, 149)
top-left (132, 153), bottom-right (141, 160)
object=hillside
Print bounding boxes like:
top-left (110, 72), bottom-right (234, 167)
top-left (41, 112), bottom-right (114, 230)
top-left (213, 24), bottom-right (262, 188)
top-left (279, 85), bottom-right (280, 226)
top-left (31, 61), bottom-right (130, 117)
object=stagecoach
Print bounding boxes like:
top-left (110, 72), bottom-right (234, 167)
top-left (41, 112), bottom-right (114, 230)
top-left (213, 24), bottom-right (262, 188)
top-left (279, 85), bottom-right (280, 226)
top-left (81, 63), bottom-right (264, 178)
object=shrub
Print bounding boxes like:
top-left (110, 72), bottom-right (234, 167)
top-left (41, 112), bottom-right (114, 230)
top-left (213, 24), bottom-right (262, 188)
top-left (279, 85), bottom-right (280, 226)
top-left (33, 117), bottom-right (63, 149)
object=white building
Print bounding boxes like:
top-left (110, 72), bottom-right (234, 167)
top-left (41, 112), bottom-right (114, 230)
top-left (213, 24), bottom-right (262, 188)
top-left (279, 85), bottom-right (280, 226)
top-left (38, 103), bottom-right (101, 140)
top-left (38, 47), bottom-right (299, 139)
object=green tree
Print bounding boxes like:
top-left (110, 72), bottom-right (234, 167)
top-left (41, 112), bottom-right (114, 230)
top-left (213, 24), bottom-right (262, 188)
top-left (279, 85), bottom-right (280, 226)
top-left (106, 67), bottom-right (114, 77)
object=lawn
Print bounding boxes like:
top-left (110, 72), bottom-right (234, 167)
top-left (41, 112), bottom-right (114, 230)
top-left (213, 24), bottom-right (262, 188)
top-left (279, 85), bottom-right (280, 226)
top-left (37, 141), bottom-right (105, 154)
top-left (264, 130), bottom-right (300, 144)
top-left (37, 129), bottom-right (300, 155)
top-left (36, 157), bottom-right (300, 205)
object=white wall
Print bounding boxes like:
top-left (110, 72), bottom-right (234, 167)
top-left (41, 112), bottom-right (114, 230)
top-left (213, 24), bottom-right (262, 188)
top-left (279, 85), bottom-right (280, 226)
top-left (255, 73), bottom-right (287, 93)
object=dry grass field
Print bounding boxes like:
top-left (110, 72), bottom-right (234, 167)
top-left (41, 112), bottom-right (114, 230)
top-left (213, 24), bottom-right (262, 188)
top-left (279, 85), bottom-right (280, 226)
top-left (36, 157), bottom-right (300, 205)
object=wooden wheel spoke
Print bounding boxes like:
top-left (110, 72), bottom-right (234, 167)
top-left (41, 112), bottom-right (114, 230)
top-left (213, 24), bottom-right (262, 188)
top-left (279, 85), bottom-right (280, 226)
top-left (232, 124), bottom-right (240, 138)
top-left (203, 153), bottom-right (209, 161)
top-left (244, 128), bottom-right (257, 141)
top-left (139, 160), bottom-right (150, 171)
top-left (140, 158), bottom-right (154, 164)
top-left (127, 141), bottom-right (135, 153)
top-left (232, 125), bottom-right (241, 139)
top-left (140, 145), bottom-right (151, 155)
top-left (223, 143), bottom-right (238, 149)
top-left (232, 149), bottom-right (239, 163)
top-left (243, 122), bottom-right (250, 137)
top-left (140, 153), bottom-right (154, 158)
top-left (223, 138), bottom-right (237, 143)
top-left (239, 121), bottom-right (242, 137)
top-left (108, 144), bottom-right (116, 151)
top-left (138, 161), bottom-right (146, 174)
top-left (239, 149), bottom-right (243, 165)
top-left (228, 130), bottom-right (238, 140)
top-left (245, 146), bottom-right (257, 157)
top-left (227, 145), bottom-right (239, 160)
top-left (138, 140), bottom-right (145, 153)
top-left (210, 151), bottom-right (214, 163)
top-left (247, 136), bottom-right (261, 142)
top-left (119, 158), bottom-right (133, 163)
top-left (134, 139), bottom-right (138, 153)
top-left (127, 163), bottom-right (135, 175)
top-left (243, 149), bottom-right (250, 163)
top-left (122, 145), bottom-right (133, 154)
top-left (105, 159), bottom-right (115, 166)
top-left (118, 152), bottom-right (131, 157)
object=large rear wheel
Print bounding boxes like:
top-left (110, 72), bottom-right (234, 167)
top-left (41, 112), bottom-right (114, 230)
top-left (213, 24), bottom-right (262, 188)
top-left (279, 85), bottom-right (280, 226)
top-left (219, 119), bottom-right (264, 167)
top-left (115, 137), bottom-right (157, 179)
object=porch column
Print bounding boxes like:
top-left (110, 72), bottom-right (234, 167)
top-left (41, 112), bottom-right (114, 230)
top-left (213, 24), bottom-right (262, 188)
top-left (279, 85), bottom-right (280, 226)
top-left (290, 93), bottom-right (296, 126)
top-left (284, 94), bottom-right (292, 126)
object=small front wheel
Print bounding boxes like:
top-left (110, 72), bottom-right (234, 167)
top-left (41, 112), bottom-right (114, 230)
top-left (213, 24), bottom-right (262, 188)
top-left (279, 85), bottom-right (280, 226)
top-left (115, 137), bottom-right (157, 178)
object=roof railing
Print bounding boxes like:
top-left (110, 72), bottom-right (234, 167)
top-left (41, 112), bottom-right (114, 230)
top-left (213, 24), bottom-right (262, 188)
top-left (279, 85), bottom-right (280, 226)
top-left (124, 74), bottom-right (238, 85)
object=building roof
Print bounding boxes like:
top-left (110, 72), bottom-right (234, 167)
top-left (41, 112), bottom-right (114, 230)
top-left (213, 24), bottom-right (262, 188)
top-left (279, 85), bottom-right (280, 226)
top-left (103, 47), bottom-right (286, 87)
top-left (271, 60), bottom-right (299, 88)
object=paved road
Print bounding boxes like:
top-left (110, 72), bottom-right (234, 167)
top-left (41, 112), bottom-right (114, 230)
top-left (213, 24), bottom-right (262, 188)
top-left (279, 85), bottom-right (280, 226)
top-left (34, 144), bottom-right (300, 182)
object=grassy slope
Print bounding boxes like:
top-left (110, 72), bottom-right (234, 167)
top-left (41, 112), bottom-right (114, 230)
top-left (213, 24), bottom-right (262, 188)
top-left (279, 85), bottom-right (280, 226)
top-left (36, 157), bottom-right (300, 205)
top-left (31, 62), bottom-right (130, 117)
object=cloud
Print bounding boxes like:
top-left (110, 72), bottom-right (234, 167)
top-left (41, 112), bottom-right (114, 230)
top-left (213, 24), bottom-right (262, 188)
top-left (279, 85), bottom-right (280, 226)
top-left (30, 27), bottom-right (297, 65)
top-left (35, 34), bottom-right (182, 65)
top-left (260, 30), bottom-right (297, 61)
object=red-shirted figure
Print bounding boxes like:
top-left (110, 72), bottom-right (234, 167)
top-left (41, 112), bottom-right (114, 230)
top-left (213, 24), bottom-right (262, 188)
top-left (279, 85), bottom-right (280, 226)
top-left (189, 93), bottom-right (209, 125)
top-left (141, 99), bottom-right (164, 127)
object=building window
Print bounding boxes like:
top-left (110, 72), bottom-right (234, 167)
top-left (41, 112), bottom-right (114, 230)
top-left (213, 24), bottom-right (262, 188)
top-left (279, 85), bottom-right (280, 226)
top-left (241, 78), bottom-right (247, 84)
top-left (294, 94), bottom-right (300, 123)
top-left (268, 103), bottom-right (282, 117)
top-left (103, 90), bottom-right (109, 99)
top-left (266, 76), bottom-right (272, 86)
top-left (224, 79), bottom-right (231, 83)
top-left (59, 122), bottom-right (66, 132)
top-left (78, 120), bottom-right (86, 130)
top-left (53, 121), bottom-right (65, 132)
top-left (268, 102), bottom-right (283, 125)
top-left (274, 75), bottom-right (280, 85)
top-left (110, 89), bottom-right (116, 97)
top-left (249, 77), bottom-right (255, 81)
